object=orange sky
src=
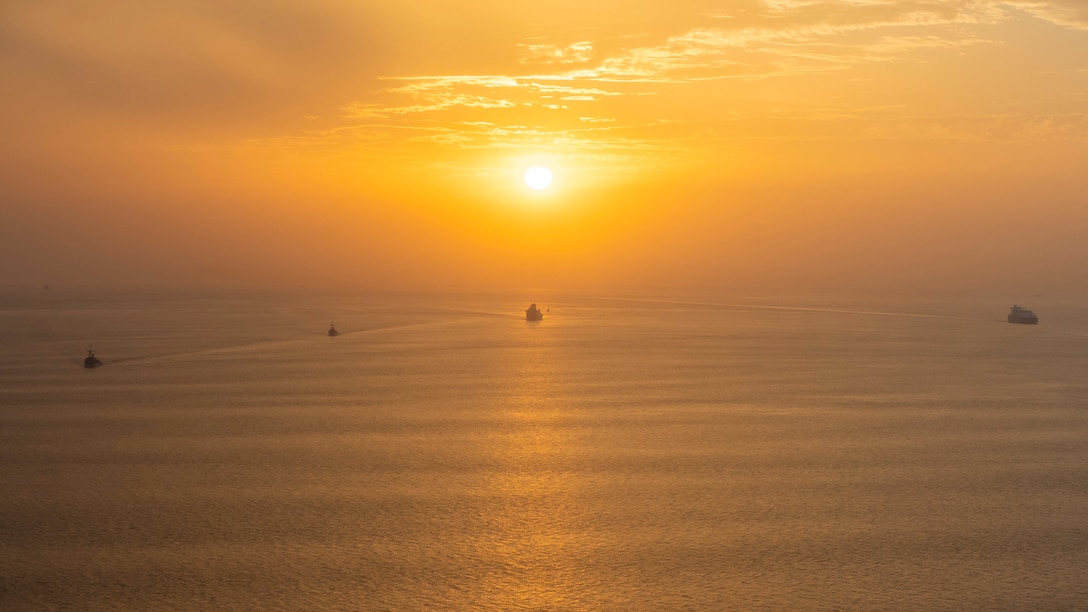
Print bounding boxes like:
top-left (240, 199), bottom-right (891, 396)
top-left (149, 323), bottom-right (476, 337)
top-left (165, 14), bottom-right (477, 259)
top-left (3, 1), bottom-right (1087, 295)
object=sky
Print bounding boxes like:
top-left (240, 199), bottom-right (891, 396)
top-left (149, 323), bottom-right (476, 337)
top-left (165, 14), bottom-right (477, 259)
top-left (2, 0), bottom-right (1087, 295)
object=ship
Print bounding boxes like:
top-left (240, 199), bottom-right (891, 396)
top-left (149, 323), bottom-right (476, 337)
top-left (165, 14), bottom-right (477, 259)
top-left (83, 347), bottom-right (102, 368)
top-left (328, 322), bottom-right (340, 337)
top-left (525, 303), bottom-right (543, 322)
top-left (1007, 305), bottom-right (1038, 325)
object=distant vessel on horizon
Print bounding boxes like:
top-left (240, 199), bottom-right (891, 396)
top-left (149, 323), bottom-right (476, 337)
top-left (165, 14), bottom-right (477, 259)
top-left (83, 347), bottom-right (102, 368)
top-left (525, 303), bottom-right (543, 322)
top-left (328, 322), bottom-right (340, 337)
top-left (1007, 305), bottom-right (1038, 325)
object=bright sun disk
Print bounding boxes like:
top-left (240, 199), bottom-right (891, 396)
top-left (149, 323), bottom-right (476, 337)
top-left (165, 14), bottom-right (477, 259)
top-left (524, 166), bottom-right (553, 191)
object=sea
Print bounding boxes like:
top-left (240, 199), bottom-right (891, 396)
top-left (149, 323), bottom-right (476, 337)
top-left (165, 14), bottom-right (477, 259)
top-left (2, 287), bottom-right (1087, 610)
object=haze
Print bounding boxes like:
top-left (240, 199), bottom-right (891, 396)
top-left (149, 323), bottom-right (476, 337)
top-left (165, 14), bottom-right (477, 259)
top-left (3, 1), bottom-right (1087, 295)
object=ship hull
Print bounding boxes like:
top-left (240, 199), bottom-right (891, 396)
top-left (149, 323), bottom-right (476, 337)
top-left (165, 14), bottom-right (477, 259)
top-left (1007, 316), bottom-right (1038, 325)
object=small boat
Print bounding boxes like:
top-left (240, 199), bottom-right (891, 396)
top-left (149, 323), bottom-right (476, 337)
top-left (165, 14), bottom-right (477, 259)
top-left (1007, 305), bottom-right (1038, 325)
top-left (525, 303), bottom-right (543, 322)
top-left (328, 322), bottom-right (340, 337)
top-left (83, 347), bottom-right (102, 368)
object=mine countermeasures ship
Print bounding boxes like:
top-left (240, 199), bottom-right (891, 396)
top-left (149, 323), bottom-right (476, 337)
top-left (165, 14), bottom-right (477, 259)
top-left (84, 348), bottom-right (102, 368)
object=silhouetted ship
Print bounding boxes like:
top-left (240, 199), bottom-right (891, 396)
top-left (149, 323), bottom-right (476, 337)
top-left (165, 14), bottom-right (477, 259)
top-left (525, 303), bottom-right (543, 321)
top-left (83, 347), bottom-right (102, 368)
top-left (328, 323), bottom-right (340, 337)
top-left (1007, 305), bottom-right (1038, 325)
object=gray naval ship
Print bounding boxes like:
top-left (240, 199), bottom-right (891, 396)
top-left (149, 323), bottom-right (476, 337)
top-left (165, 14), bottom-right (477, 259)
top-left (525, 303), bottom-right (543, 321)
top-left (1007, 305), bottom-right (1038, 325)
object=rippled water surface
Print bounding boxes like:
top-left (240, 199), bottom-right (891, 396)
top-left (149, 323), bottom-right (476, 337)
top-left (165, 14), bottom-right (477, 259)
top-left (2, 288), bottom-right (1088, 610)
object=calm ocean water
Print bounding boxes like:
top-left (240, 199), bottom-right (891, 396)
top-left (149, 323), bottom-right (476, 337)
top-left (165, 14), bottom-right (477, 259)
top-left (2, 288), bottom-right (1087, 610)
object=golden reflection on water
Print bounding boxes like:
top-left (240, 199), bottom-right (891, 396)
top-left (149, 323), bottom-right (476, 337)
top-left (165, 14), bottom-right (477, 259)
top-left (473, 321), bottom-right (591, 609)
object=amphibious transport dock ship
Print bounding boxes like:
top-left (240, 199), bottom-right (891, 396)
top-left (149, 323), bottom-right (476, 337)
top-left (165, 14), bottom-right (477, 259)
top-left (1007, 305), bottom-right (1038, 325)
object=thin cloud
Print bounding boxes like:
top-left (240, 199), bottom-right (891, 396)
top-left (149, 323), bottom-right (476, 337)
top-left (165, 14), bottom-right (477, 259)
top-left (519, 41), bottom-right (595, 65)
top-left (285, 0), bottom-right (1085, 167)
top-left (993, 0), bottom-right (1088, 29)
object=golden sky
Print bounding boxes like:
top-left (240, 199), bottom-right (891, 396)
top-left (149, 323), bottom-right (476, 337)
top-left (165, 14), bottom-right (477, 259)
top-left (3, 1), bottom-right (1087, 294)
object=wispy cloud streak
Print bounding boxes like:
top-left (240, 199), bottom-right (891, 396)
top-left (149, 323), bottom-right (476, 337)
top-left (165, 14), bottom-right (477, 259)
top-left (265, 0), bottom-right (1088, 168)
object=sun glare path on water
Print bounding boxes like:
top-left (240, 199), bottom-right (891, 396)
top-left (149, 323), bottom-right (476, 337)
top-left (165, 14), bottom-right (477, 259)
top-left (524, 166), bottom-right (553, 191)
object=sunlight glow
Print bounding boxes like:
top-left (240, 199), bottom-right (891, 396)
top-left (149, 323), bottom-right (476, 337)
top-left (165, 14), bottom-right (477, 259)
top-left (524, 166), bottom-right (553, 191)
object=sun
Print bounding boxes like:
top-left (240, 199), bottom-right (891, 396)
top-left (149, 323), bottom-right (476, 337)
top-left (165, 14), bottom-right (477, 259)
top-left (523, 166), bottom-right (553, 191)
